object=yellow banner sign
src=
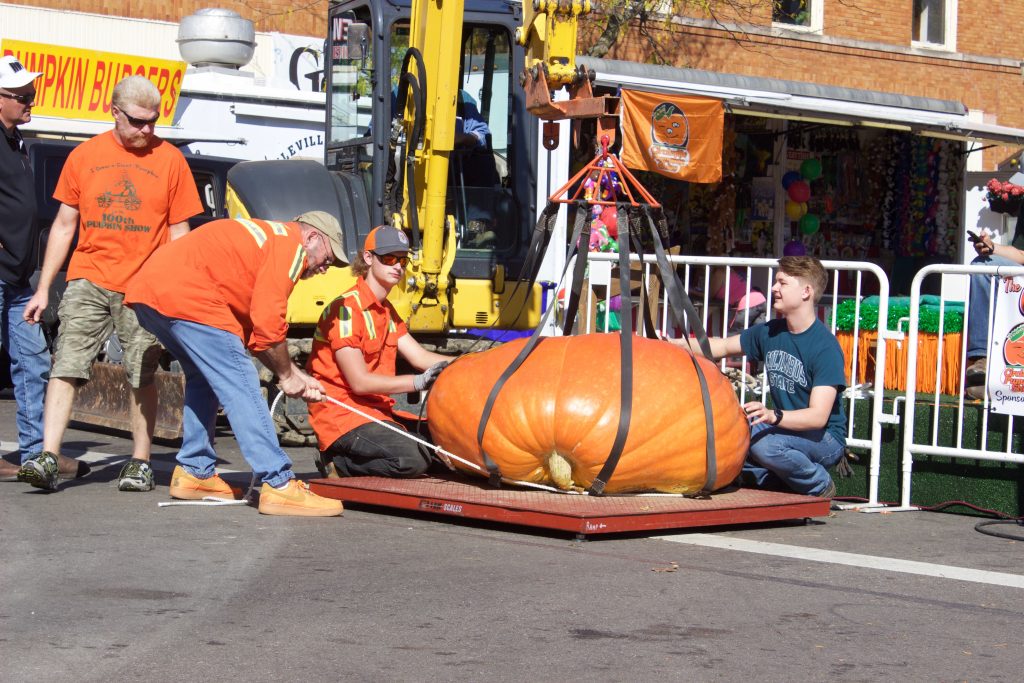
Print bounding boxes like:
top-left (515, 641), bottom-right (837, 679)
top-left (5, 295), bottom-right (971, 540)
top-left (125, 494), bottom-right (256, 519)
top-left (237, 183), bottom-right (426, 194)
top-left (0, 40), bottom-right (186, 124)
top-left (620, 89), bottom-right (724, 184)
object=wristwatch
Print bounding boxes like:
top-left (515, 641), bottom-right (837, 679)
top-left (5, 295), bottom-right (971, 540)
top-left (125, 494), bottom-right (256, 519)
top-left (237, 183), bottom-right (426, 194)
top-left (773, 408), bottom-right (783, 426)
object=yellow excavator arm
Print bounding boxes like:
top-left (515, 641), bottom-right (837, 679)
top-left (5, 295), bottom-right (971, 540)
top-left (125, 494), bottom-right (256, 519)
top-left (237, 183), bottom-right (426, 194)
top-left (517, 0), bottom-right (592, 91)
top-left (393, 0), bottom-right (467, 331)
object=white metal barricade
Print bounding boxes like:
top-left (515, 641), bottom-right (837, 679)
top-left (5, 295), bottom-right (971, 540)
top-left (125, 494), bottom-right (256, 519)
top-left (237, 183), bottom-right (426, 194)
top-left (889, 263), bottom-right (1024, 512)
top-left (572, 253), bottom-right (891, 504)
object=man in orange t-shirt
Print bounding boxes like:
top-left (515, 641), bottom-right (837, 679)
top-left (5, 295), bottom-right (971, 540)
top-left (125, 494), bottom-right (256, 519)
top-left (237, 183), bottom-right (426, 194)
top-left (19, 75), bottom-right (201, 493)
top-left (307, 224), bottom-right (451, 478)
top-left (125, 212), bottom-right (347, 517)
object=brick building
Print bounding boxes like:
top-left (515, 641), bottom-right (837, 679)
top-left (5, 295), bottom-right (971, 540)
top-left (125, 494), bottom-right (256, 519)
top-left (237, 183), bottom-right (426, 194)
top-left (3, 0), bottom-right (1022, 276)
top-left (579, 1), bottom-right (1024, 171)
top-left (5, 0), bottom-right (1018, 167)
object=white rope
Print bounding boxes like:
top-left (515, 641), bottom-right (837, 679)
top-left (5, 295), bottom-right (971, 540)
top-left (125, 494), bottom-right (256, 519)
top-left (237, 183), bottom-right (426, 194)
top-left (172, 390), bottom-right (691, 500)
top-left (294, 393), bottom-right (705, 497)
top-left (158, 496), bottom-right (249, 507)
top-left (307, 392), bottom-right (579, 494)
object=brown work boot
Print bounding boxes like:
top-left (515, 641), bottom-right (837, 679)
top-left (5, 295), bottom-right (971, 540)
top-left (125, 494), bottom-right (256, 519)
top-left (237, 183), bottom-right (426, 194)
top-left (313, 452), bottom-right (344, 479)
top-left (258, 479), bottom-right (343, 517)
top-left (56, 453), bottom-right (91, 480)
top-left (169, 465), bottom-right (240, 500)
top-left (0, 459), bottom-right (21, 481)
top-left (965, 357), bottom-right (987, 385)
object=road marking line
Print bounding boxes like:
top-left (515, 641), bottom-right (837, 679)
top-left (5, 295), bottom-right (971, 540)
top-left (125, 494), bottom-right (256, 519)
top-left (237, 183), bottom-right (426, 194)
top-left (656, 533), bottom-right (1024, 589)
top-left (1, 442), bottom-right (240, 474)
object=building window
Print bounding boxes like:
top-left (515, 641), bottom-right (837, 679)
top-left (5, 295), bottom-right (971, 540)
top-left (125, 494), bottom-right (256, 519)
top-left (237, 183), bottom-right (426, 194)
top-left (913, 0), bottom-right (956, 50)
top-left (773, 0), bottom-right (823, 32)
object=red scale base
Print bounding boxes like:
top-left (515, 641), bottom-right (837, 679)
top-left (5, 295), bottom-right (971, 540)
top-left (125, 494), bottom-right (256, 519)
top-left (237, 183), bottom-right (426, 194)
top-left (310, 475), bottom-right (831, 538)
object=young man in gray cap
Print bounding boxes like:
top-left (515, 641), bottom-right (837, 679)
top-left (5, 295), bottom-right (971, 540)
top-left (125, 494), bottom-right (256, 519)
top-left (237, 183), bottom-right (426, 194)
top-left (0, 56), bottom-right (54, 481)
top-left (306, 224), bottom-right (451, 479)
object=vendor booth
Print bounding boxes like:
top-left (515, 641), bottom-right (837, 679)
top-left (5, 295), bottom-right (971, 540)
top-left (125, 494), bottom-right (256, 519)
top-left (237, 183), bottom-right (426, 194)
top-left (561, 58), bottom-right (1024, 399)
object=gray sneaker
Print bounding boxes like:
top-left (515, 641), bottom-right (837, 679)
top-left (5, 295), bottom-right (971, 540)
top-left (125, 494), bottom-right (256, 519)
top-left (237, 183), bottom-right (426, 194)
top-left (17, 451), bottom-right (59, 491)
top-left (117, 459), bottom-right (155, 492)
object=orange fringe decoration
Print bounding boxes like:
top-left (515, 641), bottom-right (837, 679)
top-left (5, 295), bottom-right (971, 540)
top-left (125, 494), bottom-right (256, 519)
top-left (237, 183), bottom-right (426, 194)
top-left (837, 331), bottom-right (963, 395)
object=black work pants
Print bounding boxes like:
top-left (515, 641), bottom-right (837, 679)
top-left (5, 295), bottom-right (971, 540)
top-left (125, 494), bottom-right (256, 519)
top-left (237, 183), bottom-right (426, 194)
top-left (324, 420), bottom-right (432, 478)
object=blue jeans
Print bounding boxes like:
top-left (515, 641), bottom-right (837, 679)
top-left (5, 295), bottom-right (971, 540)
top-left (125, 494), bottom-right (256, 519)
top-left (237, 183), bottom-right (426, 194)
top-left (743, 421), bottom-right (845, 496)
top-left (1, 282), bottom-right (49, 460)
top-left (967, 254), bottom-right (1019, 358)
top-left (133, 305), bottom-right (294, 487)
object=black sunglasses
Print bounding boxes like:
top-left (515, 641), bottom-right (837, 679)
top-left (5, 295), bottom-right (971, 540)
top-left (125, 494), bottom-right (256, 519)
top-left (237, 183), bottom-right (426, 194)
top-left (116, 107), bottom-right (160, 128)
top-left (375, 253), bottom-right (409, 267)
top-left (0, 91), bottom-right (36, 105)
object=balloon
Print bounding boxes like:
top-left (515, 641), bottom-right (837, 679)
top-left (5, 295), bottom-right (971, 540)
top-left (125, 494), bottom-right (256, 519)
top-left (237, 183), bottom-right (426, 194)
top-left (599, 205), bottom-right (619, 238)
top-left (799, 213), bottom-right (821, 235)
top-left (800, 158), bottom-right (822, 181)
top-left (787, 180), bottom-right (811, 203)
top-left (783, 239), bottom-right (807, 256)
top-left (782, 170), bottom-right (801, 189)
top-left (785, 200), bottom-right (807, 221)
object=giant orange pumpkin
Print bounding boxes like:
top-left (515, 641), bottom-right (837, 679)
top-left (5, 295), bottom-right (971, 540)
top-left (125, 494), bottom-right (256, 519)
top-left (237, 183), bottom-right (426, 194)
top-left (426, 334), bottom-right (749, 494)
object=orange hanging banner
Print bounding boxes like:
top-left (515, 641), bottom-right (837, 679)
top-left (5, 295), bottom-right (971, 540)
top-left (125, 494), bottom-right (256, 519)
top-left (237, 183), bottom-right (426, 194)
top-left (620, 89), bottom-right (724, 184)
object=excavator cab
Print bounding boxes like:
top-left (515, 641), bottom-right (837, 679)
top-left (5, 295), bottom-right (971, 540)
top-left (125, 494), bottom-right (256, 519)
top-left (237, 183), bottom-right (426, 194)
top-left (326, 0), bottom-right (540, 329)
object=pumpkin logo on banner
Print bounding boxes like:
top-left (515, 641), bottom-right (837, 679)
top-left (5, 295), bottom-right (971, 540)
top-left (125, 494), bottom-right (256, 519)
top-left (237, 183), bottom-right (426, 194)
top-left (647, 102), bottom-right (691, 173)
top-left (620, 89), bottom-right (723, 183)
top-left (986, 277), bottom-right (1024, 415)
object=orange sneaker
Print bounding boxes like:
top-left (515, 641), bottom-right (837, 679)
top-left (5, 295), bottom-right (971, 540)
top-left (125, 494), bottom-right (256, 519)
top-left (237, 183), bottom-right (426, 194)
top-left (169, 465), bottom-right (240, 500)
top-left (258, 479), bottom-right (343, 517)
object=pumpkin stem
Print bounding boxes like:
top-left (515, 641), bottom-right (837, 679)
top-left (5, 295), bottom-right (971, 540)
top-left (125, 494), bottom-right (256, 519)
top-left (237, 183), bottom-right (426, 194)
top-left (546, 453), bottom-right (578, 491)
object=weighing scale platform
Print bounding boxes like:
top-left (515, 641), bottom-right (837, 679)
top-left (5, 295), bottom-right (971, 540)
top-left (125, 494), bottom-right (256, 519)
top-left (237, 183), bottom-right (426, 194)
top-left (310, 475), bottom-right (831, 537)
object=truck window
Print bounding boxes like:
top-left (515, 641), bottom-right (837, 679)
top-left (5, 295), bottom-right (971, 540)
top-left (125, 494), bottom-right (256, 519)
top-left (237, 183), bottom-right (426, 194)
top-left (191, 170), bottom-right (219, 218)
top-left (329, 8), bottom-right (373, 146)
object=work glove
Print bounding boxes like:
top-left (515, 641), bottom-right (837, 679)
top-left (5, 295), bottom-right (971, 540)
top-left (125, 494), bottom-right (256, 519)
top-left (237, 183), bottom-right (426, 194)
top-left (413, 361), bottom-right (449, 391)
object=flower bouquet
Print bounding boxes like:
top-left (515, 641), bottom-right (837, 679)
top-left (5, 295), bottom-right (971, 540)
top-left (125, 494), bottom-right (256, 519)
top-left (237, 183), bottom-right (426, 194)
top-left (985, 178), bottom-right (1024, 215)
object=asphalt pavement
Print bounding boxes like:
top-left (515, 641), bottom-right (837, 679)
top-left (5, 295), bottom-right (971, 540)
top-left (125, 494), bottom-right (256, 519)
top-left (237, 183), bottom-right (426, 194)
top-left (2, 391), bottom-right (1023, 682)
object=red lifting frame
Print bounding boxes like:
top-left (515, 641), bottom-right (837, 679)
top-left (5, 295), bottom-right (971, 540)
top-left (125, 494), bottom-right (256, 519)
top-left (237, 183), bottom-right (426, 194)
top-left (549, 135), bottom-right (662, 210)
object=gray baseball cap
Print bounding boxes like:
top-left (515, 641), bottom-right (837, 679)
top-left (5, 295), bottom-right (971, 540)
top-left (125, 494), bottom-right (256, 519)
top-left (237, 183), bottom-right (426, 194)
top-left (364, 224), bottom-right (410, 255)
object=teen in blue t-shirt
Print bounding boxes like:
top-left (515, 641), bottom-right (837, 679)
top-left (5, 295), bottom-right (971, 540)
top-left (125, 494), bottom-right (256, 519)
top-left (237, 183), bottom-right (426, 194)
top-left (670, 256), bottom-right (847, 498)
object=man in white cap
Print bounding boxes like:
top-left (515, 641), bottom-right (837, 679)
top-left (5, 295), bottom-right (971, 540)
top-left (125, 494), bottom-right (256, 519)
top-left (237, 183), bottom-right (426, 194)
top-left (123, 213), bottom-right (348, 516)
top-left (0, 56), bottom-right (55, 481)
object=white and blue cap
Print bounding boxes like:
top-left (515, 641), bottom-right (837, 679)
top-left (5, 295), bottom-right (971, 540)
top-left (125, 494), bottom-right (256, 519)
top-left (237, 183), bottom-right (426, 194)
top-left (0, 56), bottom-right (41, 89)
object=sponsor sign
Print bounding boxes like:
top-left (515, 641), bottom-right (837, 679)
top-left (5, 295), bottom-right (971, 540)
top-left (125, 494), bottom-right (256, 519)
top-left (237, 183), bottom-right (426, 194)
top-left (0, 39), bottom-right (185, 123)
top-left (987, 276), bottom-right (1024, 415)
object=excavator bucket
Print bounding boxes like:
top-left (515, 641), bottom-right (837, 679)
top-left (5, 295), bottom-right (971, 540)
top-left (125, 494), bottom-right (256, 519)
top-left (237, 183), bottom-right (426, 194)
top-left (70, 361), bottom-right (185, 440)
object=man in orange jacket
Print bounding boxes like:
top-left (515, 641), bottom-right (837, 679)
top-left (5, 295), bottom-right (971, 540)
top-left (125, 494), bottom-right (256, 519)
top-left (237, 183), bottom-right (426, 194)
top-left (124, 212), bottom-right (347, 516)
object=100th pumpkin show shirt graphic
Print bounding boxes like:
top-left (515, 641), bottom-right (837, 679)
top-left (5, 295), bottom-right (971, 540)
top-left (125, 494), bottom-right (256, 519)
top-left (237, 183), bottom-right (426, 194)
top-left (53, 129), bottom-right (202, 293)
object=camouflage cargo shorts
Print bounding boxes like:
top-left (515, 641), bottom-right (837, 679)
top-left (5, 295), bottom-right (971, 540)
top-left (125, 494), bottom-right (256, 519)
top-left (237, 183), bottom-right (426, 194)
top-left (51, 279), bottom-right (161, 388)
